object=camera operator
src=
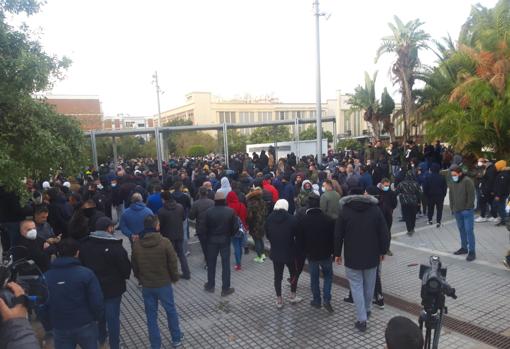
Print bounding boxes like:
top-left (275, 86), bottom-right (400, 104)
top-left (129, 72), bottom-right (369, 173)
top-left (0, 282), bottom-right (39, 349)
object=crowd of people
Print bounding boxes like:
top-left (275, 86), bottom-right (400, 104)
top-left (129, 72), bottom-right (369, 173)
top-left (0, 138), bottom-right (508, 349)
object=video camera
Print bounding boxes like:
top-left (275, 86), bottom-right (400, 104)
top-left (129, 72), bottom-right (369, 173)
top-left (418, 256), bottom-right (457, 349)
top-left (0, 247), bottom-right (48, 319)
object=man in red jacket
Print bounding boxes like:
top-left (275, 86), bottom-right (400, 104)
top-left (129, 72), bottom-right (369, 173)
top-left (263, 175), bottom-right (279, 203)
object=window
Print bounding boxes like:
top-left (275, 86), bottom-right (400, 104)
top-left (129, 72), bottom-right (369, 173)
top-left (218, 111), bottom-right (236, 124)
top-left (344, 111), bottom-right (351, 133)
top-left (290, 111), bottom-right (305, 120)
top-left (257, 111), bottom-right (272, 122)
top-left (278, 111), bottom-right (288, 120)
top-left (239, 112), bottom-right (255, 124)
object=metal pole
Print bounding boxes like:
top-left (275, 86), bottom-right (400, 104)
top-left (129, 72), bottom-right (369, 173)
top-left (154, 128), bottom-right (163, 175)
top-left (294, 118), bottom-right (299, 157)
top-left (314, 0), bottom-right (323, 163)
top-left (332, 119), bottom-right (337, 150)
top-left (296, 119), bottom-right (301, 159)
top-left (223, 123), bottom-right (229, 169)
top-left (153, 71), bottom-right (166, 161)
top-left (112, 136), bottom-right (118, 166)
top-left (91, 131), bottom-right (98, 170)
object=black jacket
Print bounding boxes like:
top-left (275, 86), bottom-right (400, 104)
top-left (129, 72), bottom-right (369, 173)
top-left (494, 168), bottom-right (510, 197)
top-left (158, 202), bottom-right (185, 241)
top-left (48, 198), bottom-right (71, 237)
top-left (334, 195), bottom-right (390, 270)
top-left (204, 203), bottom-right (239, 245)
top-left (296, 207), bottom-right (334, 261)
top-left (265, 210), bottom-right (297, 263)
top-left (189, 198), bottom-right (215, 236)
top-left (423, 166), bottom-right (447, 200)
top-left (480, 164), bottom-right (497, 195)
top-left (79, 232), bottom-right (131, 299)
top-left (17, 236), bottom-right (51, 273)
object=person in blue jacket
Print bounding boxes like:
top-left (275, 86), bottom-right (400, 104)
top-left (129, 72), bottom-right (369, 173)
top-left (41, 238), bottom-right (104, 349)
top-left (119, 192), bottom-right (153, 243)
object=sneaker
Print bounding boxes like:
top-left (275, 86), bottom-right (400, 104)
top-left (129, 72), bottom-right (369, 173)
top-left (204, 283), bottom-right (214, 293)
top-left (276, 298), bottom-right (284, 309)
top-left (221, 288), bottom-right (235, 297)
top-left (475, 216), bottom-right (488, 223)
top-left (172, 334), bottom-right (184, 348)
top-left (373, 298), bottom-right (385, 309)
top-left (407, 230), bottom-right (415, 236)
top-left (253, 256), bottom-right (261, 263)
top-left (323, 303), bottom-right (334, 313)
top-left (355, 321), bottom-right (367, 332)
top-left (488, 217), bottom-right (498, 223)
top-left (234, 264), bottom-right (241, 271)
top-left (453, 248), bottom-right (468, 255)
top-left (386, 250), bottom-right (393, 256)
top-left (428, 221), bottom-right (433, 225)
top-left (185, 251), bottom-right (191, 257)
top-left (436, 223), bottom-right (441, 228)
top-left (343, 296), bottom-right (354, 304)
top-left (502, 257), bottom-right (510, 269)
top-left (289, 295), bottom-right (303, 304)
top-left (496, 220), bottom-right (506, 227)
top-left (261, 253), bottom-right (267, 261)
top-left (180, 274), bottom-right (191, 280)
top-left (310, 301), bottom-right (321, 309)
top-left (466, 252), bottom-right (476, 262)
top-left (494, 218), bottom-right (502, 225)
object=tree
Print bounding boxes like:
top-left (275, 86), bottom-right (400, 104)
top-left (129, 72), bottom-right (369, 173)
top-left (299, 126), bottom-right (333, 143)
top-left (376, 16), bottom-right (430, 141)
top-left (188, 145), bottom-right (207, 157)
top-left (248, 126), bottom-right (291, 144)
top-left (336, 139), bottom-right (363, 152)
top-left (227, 129), bottom-right (249, 154)
top-left (348, 72), bottom-right (396, 141)
top-left (0, 0), bottom-right (85, 201)
top-left (164, 118), bottom-right (193, 154)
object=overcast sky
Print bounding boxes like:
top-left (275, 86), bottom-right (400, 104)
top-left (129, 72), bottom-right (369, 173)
top-left (17, 0), bottom-right (499, 117)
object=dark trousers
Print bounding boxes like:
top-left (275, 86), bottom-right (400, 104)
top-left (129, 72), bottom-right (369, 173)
top-left (206, 243), bottom-right (231, 290)
top-left (197, 234), bottom-right (208, 262)
top-left (427, 197), bottom-right (445, 223)
top-left (479, 194), bottom-right (496, 218)
top-left (402, 204), bottom-right (418, 232)
top-left (374, 264), bottom-right (383, 299)
top-left (273, 261), bottom-right (297, 297)
top-left (171, 239), bottom-right (190, 278)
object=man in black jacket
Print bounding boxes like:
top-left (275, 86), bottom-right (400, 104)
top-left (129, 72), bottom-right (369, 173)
top-left (79, 217), bottom-right (131, 349)
top-left (203, 192), bottom-right (238, 297)
top-left (189, 187), bottom-right (215, 265)
top-left (334, 190), bottom-right (390, 332)
top-left (423, 163), bottom-right (448, 227)
top-left (17, 220), bottom-right (51, 273)
top-left (476, 158), bottom-right (497, 222)
top-left (296, 193), bottom-right (335, 313)
top-left (158, 192), bottom-right (190, 280)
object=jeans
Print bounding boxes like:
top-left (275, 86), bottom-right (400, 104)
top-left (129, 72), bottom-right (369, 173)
top-left (402, 204), bottom-right (418, 232)
top-left (345, 266), bottom-right (378, 322)
top-left (495, 196), bottom-right (508, 223)
top-left (99, 297), bottom-right (121, 349)
top-left (479, 194), bottom-right (496, 218)
top-left (54, 322), bottom-right (99, 349)
top-left (171, 239), bottom-right (190, 278)
top-left (392, 165), bottom-right (400, 178)
top-left (206, 242), bottom-right (231, 290)
top-left (454, 209), bottom-right (475, 253)
top-left (273, 261), bottom-right (297, 297)
top-left (232, 236), bottom-right (243, 265)
top-left (308, 259), bottom-right (333, 305)
top-left (254, 237), bottom-right (264, 257)
top-left (427, 197), bottom-right (444, 223)
top-left (182, 219), bottom-right (189, 255)
top-left (112, 204), bottom-right (124, 226)
top-left (142, 285), bottom-right (182, 348)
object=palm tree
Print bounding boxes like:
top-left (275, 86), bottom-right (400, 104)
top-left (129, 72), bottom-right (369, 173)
top-left (376, 16), bottom-right (430, 141)
top-left (348, 72), bottom-right (396, 141)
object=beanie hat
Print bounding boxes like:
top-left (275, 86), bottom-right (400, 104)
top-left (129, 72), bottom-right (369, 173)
top-left (495, 160), bottom-right (507, 171)
top-left (274, 199), bottom-right (289, 211)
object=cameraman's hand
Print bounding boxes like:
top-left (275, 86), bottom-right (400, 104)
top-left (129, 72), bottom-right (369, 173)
top-left (0, 282), bottom-right (28, 322)
top-left (335, 256), bottom-right (342, 265)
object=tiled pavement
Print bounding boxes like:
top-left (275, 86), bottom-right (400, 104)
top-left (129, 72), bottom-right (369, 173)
top-left (117, 235), bottom-right (496, 349)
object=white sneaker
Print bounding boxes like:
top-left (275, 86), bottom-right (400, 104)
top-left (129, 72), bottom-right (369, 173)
top-left (475, 217), bottom-right (488, 223)
top-left (493, 218), bottom-right (502, 225)
top-left (276, 299), bottom-right (284, 309)
top-left (289, 295), bottom-right (303, 304)
top-left (488, 217), bottom-right (498, 222)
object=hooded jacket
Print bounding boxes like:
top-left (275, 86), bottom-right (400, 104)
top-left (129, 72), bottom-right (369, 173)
top-left (79, 231), bottom-right (131, 299)
top-left (480, 163), bottom-right (497, 195)
top-left (42, 257), bottom-right (104, 330)
top-left (297, 180), bottom-right (313, 208)
top-left (226, 192), bottom-right (247, 227)
top-left (246, 188), bottom-right (267, 239)
top-left (158, 201), bottom-right (185, 240)
top-left (320, 189), bottom-right (341, 220)
top-left (334, 195), bottom-right (390, 270)
top-left (494, 166), bottom-right (510, 198)
top-left (423, 163), bottom-right (447, 200)
top-left (189, 197), bottom-right (215, 236)
top-left (216, 177), bottom-right (232, 197)
top-left (132, 232), bottom-right (179, 288)
top-left (396, 174), bottom-right (422, 206)
top-left (119, 202), bottom-right (153, 238)
top-left (263, 179), bottom-right (279, 203)
top-left (448, 175), bottom-right (475, 213)
top-left (296, 207), bottom-right (335, 261)
top-left (265, 209), bottom-right (297, 263)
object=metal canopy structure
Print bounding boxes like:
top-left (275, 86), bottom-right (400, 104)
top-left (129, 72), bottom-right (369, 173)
top-left (86, 116), bottom-right (336, 172)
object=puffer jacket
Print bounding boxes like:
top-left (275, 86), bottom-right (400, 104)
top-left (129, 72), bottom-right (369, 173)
top-left (246, 188), bottom-right (267, 239)
top-left (396, 174), bottom-right (422, 206)
top-left (226, 192), bottom-right (247, 227)
top-left (494, 167), bottom-right (510, 198)
top-left (297, 180), bottom-right (313, 208)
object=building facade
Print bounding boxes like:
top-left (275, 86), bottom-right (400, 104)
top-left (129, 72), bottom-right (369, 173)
top-left (45, 95), bottom-right (103, 132)
top-left (103, 114), bottom-right (155, 130)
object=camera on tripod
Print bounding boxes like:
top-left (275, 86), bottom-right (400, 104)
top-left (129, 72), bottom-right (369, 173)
top-left (418, 256), bottom-right (457, 349)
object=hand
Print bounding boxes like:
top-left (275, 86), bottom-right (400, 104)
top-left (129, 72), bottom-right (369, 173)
top-left (43, 242), bottom-right (50, 250)
top-left (380, 255), bottom-right (385, 262)
top-left (132, 234), bottom-right (140, 242)
top-left (0, 282), bottom-right (28, 322)
top-left (335, 256), bottom-right (342, 265)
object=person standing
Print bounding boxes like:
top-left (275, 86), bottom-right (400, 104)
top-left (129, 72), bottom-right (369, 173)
top-left (493, 160), bottom-right (510, 226)
top-left (131, 215), bottom-right (183, 348)
top-left (246, 187), bottom-right (267, 263)
top-left (189, 187), bottom-right (215, 267)
top-left (266, 199), bottom-right (302, 309)
top-left (320, 179), bottom-right (341, 221)
top-left (334, 189), bottom-right (390, 332)
top-left (158, 192), bottom-right (190, 280)
top-left (423, 163), bottom-right (448, 227)
top-left (79, 217), bottom-right (131, 349)
top-left (449, 165), bottom-right (477, 261)
top-left (203, 192), bottom-right (238, 296)
top-left (296, 193), bottom-right (335, 313)
top-left (226, 192), bottom-right (247, 271)
top-left (475, 158), bottom-right (497, 223)
top-left (119, 193), bottom-right (153, 243)
top-left (396, 172), bottom-right (422, 235)
top-left (171, 182), bottom-right (192, 256)
top-left (41, 238), bottom-right (104, 349)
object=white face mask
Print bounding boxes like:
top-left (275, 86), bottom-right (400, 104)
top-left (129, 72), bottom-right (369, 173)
top-left (477, 161), bottom-right (484, 167)
top-left (97, 184), bottom-right (104, 190)
top-left (26, 229), bottom-right (37, 240)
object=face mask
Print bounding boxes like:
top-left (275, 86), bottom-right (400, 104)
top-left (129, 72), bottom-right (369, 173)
top-left (322, 186), bottom-right (326, 192)
top-left (83, 207), bottom-right (95, 217)
top-left (477, 162), bottom-right (483, 167)
top-left (452, 176), bottom-right (459, 182)
top-left (26, 229), bottom-right (37, 240)
top-left (383, 186), bottom-right (390, 192)
top-left (111, 183), bottom-right (117, 188)
top-left (97, 184), bottom-right (104, 190)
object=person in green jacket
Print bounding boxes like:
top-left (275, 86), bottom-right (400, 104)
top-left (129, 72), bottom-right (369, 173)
top-left (448, 165), bottom-right (476, 262)
top-left (320, 179), bottom-right (341, 220)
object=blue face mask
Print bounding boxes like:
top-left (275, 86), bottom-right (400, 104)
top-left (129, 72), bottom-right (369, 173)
top-left (452, 176), bottom-right (459, 182)
top-left (383, 186), bottom-right (390, 192)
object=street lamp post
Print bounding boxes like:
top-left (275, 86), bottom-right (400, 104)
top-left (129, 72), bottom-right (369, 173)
top-left (314, 0), bottom-right (324, 164)
top-left (152, 71), bottom-right (164, 174)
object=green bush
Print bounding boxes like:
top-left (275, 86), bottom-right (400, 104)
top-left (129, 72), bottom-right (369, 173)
top-left (187, 144), bottom-right (207, 157)
top-left (336, 139), bottom-right (363, 152)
